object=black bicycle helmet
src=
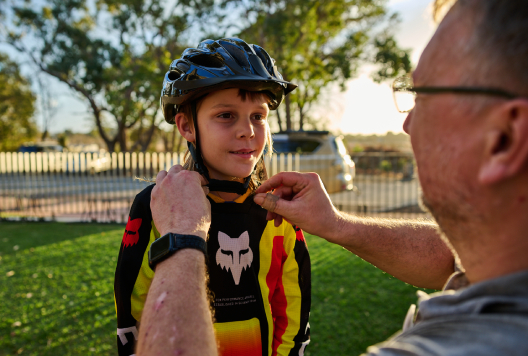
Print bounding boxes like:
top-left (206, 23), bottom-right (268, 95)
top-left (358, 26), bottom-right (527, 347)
top-left (160, 38), bottom-right (297, 194)
top-left (161, 37), bottom-right (297, 124)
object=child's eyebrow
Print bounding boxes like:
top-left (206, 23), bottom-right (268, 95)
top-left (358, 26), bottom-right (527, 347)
top-left (210, 104), bottom-right (237, 109)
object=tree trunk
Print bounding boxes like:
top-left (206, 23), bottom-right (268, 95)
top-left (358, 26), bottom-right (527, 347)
top-left (276, 110), bottom-right (283, 132)
top-left (118, 121), bottom-right (128, 152)
top-left (140, 122), bottom-right (157, 152)
top-left (285, 95), bottom-right (292, 130)
top-left (94, 111), bottom-right (116, 153)
top-left (299, 105), bottom-right (304, 131)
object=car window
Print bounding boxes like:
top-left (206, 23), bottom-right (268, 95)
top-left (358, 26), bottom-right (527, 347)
top-left (18, 146), bottom-right (38, 153)
top-left (273, 139), bottom-right (321, 153)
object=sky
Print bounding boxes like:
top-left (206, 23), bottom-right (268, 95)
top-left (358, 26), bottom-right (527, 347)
top-left (333, 0), bottom-right (437, 135)
top-left (5, 0), bottom-right (437, 136)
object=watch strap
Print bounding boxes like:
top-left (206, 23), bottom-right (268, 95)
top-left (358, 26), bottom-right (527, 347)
top-left (149, 233), bottom-right (207, 270)
top-left (174, 234), bottom-right (208, 255)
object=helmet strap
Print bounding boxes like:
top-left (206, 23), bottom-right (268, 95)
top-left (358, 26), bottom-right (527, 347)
top-left (188, 101), bottom-right (254, 195)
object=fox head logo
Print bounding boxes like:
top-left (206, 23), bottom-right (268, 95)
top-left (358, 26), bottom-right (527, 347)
top-left (216, 231), bottom-right (253, 285)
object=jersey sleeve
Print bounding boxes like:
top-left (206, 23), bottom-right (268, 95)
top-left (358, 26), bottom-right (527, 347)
top-left (271, 223), bottom-right (311, 356)
top-left (114, 184), bottom-right (155, 356)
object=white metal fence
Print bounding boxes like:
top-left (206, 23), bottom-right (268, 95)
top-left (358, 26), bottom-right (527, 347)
top-left (0, 151), bottom-right (426, 223)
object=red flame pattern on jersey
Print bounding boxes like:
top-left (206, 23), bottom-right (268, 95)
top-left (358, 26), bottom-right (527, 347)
top-left (293, 225), bottom-right (306, 242)
top-left (122, 217), bottom-right (142, 248)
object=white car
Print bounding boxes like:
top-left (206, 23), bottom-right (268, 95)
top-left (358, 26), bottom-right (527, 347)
top-left (271, 131), bottom-right (355, 194)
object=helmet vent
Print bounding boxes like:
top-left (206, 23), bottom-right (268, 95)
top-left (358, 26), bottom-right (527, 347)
top-left (253, 46), bottom-right (271, 70)
top-left (189, 54), bottom-right (224, 68)
top-left (220, 41), bottom-right (251, 71)
top-left (168, 71), bottom-right (182, 81)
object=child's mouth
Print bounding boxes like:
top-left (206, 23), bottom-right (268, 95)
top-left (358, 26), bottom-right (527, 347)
top-left (230, 150), bottom-right (255, 158)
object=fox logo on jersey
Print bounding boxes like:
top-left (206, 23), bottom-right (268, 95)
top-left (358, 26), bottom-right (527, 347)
top-left (122, 217), bottom-right (142, 248)
top-left (216, 231), bottom-right (253, 285)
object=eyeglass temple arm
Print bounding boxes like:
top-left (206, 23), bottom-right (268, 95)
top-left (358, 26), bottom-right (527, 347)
top-left (410, 86), bottom-right (517, 99)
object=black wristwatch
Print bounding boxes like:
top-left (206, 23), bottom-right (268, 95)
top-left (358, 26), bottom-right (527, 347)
top-left (148, 233), bottom-right (207, 270)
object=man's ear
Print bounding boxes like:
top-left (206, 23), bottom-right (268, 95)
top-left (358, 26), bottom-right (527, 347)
top-left (175, 113), bottom-right (195, 143)
top-left (478, 99), bottom-right (528, 185)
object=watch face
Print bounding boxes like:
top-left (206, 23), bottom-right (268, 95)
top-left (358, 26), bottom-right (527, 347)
top-left (150, 234), bottom-right (172, 262)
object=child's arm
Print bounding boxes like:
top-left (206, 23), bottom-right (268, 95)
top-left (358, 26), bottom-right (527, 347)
top-left (270, 224), bottom-right (311, 356)
top-left (114, 185), bottom-right (156, 356)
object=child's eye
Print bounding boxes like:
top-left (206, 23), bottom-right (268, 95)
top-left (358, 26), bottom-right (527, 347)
top-left (217, 113), bottom-right (233, 119)
top-left (253, 114), bottom-right (266, 121)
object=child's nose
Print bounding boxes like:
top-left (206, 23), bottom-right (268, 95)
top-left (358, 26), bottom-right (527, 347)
top-left (236, 117), bottom-right (255, 139)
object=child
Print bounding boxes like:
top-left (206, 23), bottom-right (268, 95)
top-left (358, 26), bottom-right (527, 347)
top-left (114, 38), bottom-right (311, 356)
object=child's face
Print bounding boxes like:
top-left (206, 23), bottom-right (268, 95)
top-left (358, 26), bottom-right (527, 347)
top-left (197, 88), bottom-right (270, 181)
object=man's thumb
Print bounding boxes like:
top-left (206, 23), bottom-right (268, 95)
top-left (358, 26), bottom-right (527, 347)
top-left (254, 193), bottom-right (289, 215)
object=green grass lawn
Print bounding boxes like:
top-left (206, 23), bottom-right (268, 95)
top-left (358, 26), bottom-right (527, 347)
top-left (0, 221), bottom-right (431, 356)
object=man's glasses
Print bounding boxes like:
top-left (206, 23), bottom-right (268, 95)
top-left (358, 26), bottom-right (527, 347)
top-left (391, 74), bottom-right (519, 113)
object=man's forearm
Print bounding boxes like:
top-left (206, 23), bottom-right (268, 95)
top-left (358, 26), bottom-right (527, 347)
top-left (331, 214), bottom-right (454, 290)
top-left (136, 249), bottom-right (218, 356)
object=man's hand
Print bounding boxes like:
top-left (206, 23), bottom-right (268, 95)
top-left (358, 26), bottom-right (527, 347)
top-left (150, 165), bottom-right (211, 240)
top-left (254, 172), bottom-right (342, 239)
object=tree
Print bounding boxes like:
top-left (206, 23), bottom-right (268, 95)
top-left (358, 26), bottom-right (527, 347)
top-left (0, 52), bottom-right (37, 151)
top-left (36, 73), bottom-right (59, 141)
top-left (231, 0), bottom-right (412, 131)
top-left (3, 0), bottom-right (213, 152)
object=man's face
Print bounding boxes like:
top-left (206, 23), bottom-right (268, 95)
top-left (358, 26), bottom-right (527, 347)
top-left (403, 5), bottom-right (484, 228)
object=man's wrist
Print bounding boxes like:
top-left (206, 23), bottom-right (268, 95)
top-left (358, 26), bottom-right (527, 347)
top-left (159, 229), bottom-right (207, 241)
top-left (149, 233), bottom-right (208, 270)
top-left (157, 247), bottom-right (206, 267)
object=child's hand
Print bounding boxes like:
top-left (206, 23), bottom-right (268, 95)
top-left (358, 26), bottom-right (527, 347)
top-left (151, 165), bottom-right (211, 240)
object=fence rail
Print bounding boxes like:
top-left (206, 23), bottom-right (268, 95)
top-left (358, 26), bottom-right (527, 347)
top-left (0, 151), bottom-right (427, 223)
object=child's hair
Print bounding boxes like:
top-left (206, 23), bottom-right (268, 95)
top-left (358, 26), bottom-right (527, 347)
top-left (180, 88), bottom-right (273, 193)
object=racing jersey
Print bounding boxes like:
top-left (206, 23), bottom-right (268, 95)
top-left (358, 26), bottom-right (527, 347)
top-left (114, 184), bottom-right (311, 356)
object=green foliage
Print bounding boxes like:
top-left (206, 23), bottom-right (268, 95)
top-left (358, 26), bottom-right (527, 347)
top-left (0, 53), bottom-right (38, 151)
top-left (3, 0), bottom-right (412, 144)
top-left (4, 0), bottom-right (212, 152)
top-left (351, 144), bottom-right (365, 153)
top-left (235, 0), bottom-right (412, 130)
top-left (0, 222), bottom-right (123, 355)
top-left (0, 222), bottom-right (431, 355)
top-left (380, 159), bottom-right (392, 172)
top-left (372, 31), bottom-right (412, 83)
top-left (307, 234), bottom-right (431, 355)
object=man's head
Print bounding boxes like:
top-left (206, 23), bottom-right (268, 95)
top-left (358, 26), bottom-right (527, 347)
top-left (404, 0), bottom-right (528, 279)
top-left (432, 0), bottom-right (528, 97)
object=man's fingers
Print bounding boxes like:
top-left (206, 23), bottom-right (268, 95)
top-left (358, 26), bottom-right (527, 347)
top-left (198, 174), bottom-right (209, 187)
top-left (274, 214), bottom-right (283, 228)
top-left (255, 172), bottom-right (300, 194)
top-left (194, 172), bottom-right (209, 196)
top-left (260, 193), bottom-right (279, 212)
top-left (167, 164), bottom-right (184, 175)
top-left (156, 170), bottom-right (168, 184)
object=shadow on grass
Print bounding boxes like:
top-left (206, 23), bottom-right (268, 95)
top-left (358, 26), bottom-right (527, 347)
top-left (0, 221), bottom-right (123, 256)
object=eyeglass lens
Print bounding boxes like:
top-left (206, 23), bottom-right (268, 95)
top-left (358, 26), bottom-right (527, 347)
top-left (392, 75), bottom-right (416, 113)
